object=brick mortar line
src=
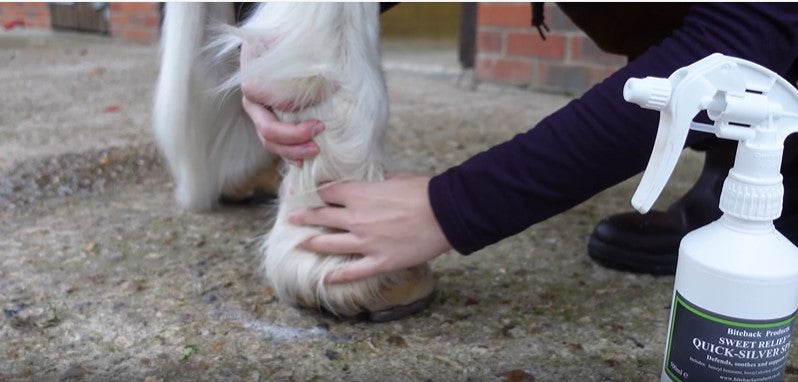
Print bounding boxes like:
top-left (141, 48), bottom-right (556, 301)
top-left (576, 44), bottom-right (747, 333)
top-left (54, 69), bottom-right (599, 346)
top-left (475, 52), bottom-right (531, 61)
top-left (479, 25), bottom-right (588, 37)
top-left (476, 53), bottom-right (620, 69)
top-left (564, 31), bottom-right (573, 62)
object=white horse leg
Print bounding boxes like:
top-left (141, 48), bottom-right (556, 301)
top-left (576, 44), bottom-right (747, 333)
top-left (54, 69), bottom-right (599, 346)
top-left (153, 2), bottom-right (279, 212)
top-left (216, 3), bottom-right (436, 320)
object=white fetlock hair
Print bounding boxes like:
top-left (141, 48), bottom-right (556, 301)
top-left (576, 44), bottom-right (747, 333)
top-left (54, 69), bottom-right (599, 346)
top-left (153, 3), bottom-right (274, 211)
top-left (213, 3), bottom-right (434, 317)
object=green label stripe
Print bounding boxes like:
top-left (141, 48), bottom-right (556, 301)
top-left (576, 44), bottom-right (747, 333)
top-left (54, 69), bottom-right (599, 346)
top-left (665, 367), bottom-right (683, 382)
top-left (674, 294), bottom-right (796, 328)
top-left (666, 296), bottom-right (682, 382)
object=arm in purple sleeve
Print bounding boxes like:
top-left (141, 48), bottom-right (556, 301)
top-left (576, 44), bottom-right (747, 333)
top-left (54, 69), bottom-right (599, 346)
top-left (429, 3), bottom-right (798, 254)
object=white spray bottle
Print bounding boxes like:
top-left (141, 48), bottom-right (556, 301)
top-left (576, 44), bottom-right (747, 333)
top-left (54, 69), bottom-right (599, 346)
top-left (624, 53), bottom-right (798, 381)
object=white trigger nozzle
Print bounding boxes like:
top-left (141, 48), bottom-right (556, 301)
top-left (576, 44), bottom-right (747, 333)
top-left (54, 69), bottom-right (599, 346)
top-left (624, 77), bottom-right (672, 111)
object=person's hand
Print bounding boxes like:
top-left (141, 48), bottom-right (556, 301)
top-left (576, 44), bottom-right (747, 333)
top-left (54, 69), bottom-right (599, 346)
top-left (288, 173), bottom-right (452, 283)
top-left (238, 38), bottom-right (326, 166)
top-left (241, 96), bottom-right (323, 166)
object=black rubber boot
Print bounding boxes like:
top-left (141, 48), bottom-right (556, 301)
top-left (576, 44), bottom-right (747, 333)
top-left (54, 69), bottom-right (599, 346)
top-left (775, 135), bottom-right (798, 247)
top-left (589, 136), bottom-right (798, 275)
top-left (587, 140), bottom-right (736, 274)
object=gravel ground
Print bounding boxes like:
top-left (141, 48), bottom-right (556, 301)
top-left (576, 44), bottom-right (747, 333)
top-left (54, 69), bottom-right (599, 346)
top-left (2, 30), bottom-right (795, 382)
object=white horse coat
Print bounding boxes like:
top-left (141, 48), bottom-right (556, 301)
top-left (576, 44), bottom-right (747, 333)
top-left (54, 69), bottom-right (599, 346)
top-left (154, 3), bottom-right (434, 319)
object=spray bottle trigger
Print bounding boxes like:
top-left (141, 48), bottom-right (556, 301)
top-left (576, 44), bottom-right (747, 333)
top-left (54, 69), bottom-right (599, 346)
top-left (624, 75), bottom-right (683, 214)
top-left (630, 113), bottom-right (686, 214)
top-left (623, 77), bottom-right (681, 213)
top-left (626, 76), bottom-right (706, 214)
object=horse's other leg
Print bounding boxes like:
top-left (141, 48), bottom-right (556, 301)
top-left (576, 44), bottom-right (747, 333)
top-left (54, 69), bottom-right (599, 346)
top-left (153, 2), bottom-right (279, 211)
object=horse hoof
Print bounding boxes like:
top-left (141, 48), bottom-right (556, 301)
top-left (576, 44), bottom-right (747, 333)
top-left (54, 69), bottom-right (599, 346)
top-left (363, 264), bottom-right (436, 322)
top-left (310, 264), bottom-right (437, 321)
top-left (219, 158), bottom-right (282, 204)
top-left (218, 190), bottom-right (276, 206)
top-left (366, 290), bottom-right (436, 322)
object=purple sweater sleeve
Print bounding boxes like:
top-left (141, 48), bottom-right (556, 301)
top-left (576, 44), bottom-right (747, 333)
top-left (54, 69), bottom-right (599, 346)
top-left (429, 3), bottom-right (798, 255)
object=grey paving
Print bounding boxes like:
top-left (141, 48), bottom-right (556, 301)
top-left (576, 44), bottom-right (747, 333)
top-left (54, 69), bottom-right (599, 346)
top-left (1, 30), bottom-right (760, 382)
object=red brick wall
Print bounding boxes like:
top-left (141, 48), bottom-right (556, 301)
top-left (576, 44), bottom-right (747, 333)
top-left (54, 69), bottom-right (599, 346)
top-left (108, 2), bottom-right (160, 44)
top-left (475, 3), bottom-right (625, 95)
top-left (0, 3), bottom-right (160, 44)
top-left (0, 3), bottom-right (51, 30)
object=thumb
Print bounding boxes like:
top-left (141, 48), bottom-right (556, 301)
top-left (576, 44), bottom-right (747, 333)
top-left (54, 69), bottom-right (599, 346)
top-left (324, 256), bottom-right (385, 284)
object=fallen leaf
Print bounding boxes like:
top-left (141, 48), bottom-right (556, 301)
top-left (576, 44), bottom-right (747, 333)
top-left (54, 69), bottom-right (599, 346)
top-left (324, 349), bottom-right (340, 361)
top-left (604, 359), bottom-right (619, 368)
top-left (179, 345), bottom-right (197, 362)
top-left (126, 282), bottom-right (145, 293)
top-left (59, 365), bottom-right (85, 381)
top-left (500, 369), bottom-right (535, 382)
top-left (386, 335), bottom-right (407, 348)
top-left (3, 19), bottom-right (24, 30)
top-left (209, 341), bottom-right (225, 353)
top-left (84, 242), bottom-right (99, 253)
top-left (104, 105), bottom-right (121, 113)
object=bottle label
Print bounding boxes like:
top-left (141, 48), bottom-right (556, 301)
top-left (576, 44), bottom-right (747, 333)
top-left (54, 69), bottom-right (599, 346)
top-left (665, 292), bottom-right (797, 382)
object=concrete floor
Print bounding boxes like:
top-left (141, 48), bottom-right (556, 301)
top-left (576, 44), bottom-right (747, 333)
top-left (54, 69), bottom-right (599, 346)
top-left (2, 29), bottom-right (790, 382)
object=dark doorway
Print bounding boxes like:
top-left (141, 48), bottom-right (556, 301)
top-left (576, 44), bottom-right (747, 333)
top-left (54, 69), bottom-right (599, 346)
top-left (50, 3), bottom-right (109, 34)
